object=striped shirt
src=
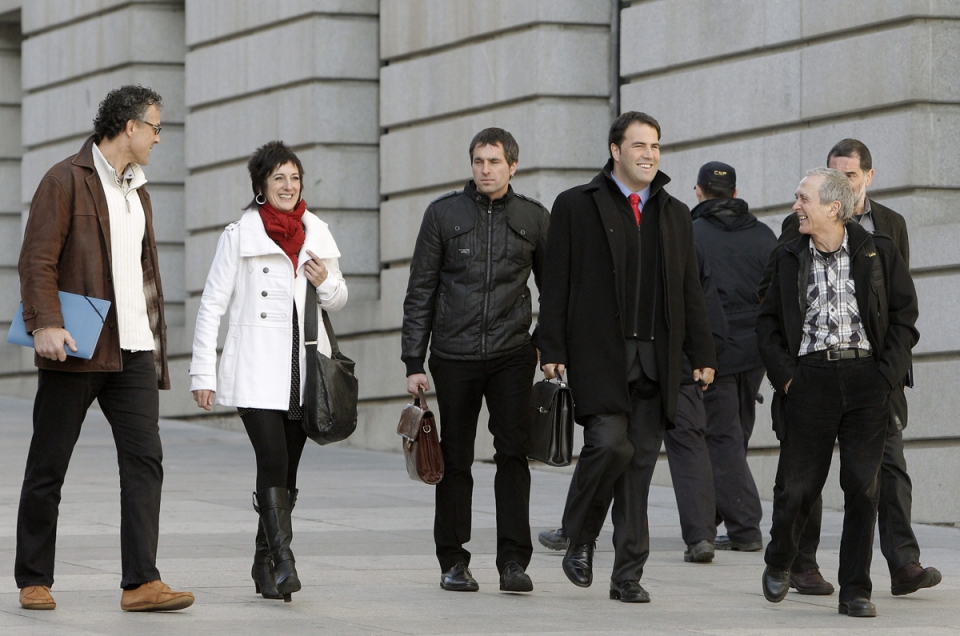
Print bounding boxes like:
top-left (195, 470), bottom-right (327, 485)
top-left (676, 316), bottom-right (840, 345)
top-left (800, 228), bottom-right (871, 355)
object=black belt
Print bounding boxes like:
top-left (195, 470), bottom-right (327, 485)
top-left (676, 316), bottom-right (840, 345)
top-left (804, 348), bottom-right (872, 361)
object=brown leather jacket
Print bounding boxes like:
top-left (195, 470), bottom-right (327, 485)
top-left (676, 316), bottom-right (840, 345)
top-left (18, 135), bottom-right (169, 389)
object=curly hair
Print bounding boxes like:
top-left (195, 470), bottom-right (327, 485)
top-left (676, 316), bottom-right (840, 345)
top-left (246, 141), bottom-right (305, 209)
top-left (92, 85), bottom-right (163, 143)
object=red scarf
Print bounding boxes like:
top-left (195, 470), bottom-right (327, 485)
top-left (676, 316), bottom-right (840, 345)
top-left (259, 199), bottom-right (306, 273)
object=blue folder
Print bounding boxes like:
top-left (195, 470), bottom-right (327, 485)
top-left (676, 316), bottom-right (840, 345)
top-left (7, 292), bottom-right (111, 360)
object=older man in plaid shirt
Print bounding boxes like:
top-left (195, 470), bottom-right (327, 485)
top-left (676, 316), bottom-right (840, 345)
top-left (756, 168), bottom-right (918, 618)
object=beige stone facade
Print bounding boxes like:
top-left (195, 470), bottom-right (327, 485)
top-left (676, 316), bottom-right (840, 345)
top-left (1, 0), bottom-right (958, 523)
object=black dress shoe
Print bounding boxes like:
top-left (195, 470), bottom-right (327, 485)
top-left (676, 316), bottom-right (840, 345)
top-left (762, 566), bottom-right (790, 603)
top-left (499, 561), bottom-right (533, 592)
top-left (713, 534), bottom-right (763, 552)
top-left (609, 580), bottom-right (650, 603)
top-left (839, 597), bottom-right (876, 618)
top-left (440, 563), bottom-right (479, 592)
top-left (538, 527), bottom-right (567, 551)
top-left (562, 542), bottom-right (595, 588)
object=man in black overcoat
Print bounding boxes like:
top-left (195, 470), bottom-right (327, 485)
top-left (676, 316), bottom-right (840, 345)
top-left (538, 111), bottom-right (717, 603)
top-left (759, 139), bottom-right (939, 598)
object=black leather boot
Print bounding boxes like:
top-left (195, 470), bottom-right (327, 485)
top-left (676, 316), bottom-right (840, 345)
top-left (252, 493), bottom-right (282, 599)
top-left (257, 487), bottom-right (302, 601)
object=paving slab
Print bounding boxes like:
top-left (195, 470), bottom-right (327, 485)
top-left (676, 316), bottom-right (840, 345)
top-left (0, 395), bottom-right (956, 635)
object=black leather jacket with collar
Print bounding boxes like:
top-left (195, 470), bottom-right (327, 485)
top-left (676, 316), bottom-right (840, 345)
top-left (401, 181), bottom-right (550, 374)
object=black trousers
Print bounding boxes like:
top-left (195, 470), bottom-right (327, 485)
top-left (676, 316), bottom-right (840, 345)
top-left (735, 366), bottom-right (766, 448)
top-left (793, 422), bottom-right (921, 576)
top-left (765, 356), bottom-right (890, 602)
top-left (428, 343), bottom-right (536, 573)
top-left (664, 383), bottom-right (716, 545)
top-left (703, 373), bottom-right (763, 544)
top-left (16, 351), bottom-right (163, 589)
top-left (562, 341), bottom-right (663, 583)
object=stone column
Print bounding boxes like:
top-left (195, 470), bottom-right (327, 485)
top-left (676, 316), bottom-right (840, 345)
top-left (0, 12), bottom-right (22, 388)
top-left (341, 0), bottom-right (615, 453)
top-left (4, 1), bottom-right (186, 398)
top-left (620, 0), bottom-right (960, 522)
top-left (175, 0), bottom-right (380, 420)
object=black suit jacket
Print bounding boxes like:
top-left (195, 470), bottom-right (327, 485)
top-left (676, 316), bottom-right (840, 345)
top-left (538, 164), bottom-right (716, 426)
top-left (757, 222), bottom-right (919, 438)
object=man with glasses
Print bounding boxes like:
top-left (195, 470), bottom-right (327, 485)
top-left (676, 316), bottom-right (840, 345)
top-left (15, 85), bottom-right (194, 612)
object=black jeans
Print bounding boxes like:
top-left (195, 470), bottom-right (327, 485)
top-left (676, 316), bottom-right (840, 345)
top-left (16, 351), bottom-right (163, 589)
top-left (664, 383), bottom-right (716, 545)
top-left (703, 373), bottom-right (763, 544)
top-left (562, 341), bottom-right (664, 583)
top-left (793, 423), bottom-right (921, 576)
top-left (428, 343), bottom-right (536, 573)
top-left (765, 355), bottom-right (890, 602)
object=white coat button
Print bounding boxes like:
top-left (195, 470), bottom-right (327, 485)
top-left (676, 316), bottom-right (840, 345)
top-left (263, 267), bottom-right (269, 274)
top-left (261, 291), bottom-right (268, 297)
top-left (260, 312), bottom-right (267, 319)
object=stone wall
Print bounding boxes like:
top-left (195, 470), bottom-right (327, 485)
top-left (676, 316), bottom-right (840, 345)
top-left (168, 0), bottom-right (381, 422)
top-left (620, 0), bottom-right (960, 522)
top-left (0, 10), bottom-right (21, 385)
top-left (1, 0), bottom-right (958, 522)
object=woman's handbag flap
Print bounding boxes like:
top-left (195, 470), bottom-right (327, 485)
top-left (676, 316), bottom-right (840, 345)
top-left (397, 398), bottom-right (426, 441)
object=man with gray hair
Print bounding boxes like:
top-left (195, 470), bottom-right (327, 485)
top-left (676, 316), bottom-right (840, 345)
top-left (757, 168), bottom-right (918, 618)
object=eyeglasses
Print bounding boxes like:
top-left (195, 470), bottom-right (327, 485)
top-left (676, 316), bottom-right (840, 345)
top-left (138, 120), bottom-right (162, 135)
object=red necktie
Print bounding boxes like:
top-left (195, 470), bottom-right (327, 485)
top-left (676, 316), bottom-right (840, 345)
top-left (628, 193), bottom-right (642, 226)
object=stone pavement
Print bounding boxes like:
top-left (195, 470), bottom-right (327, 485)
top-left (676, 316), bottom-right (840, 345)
top-left (0, 394), bottom-right (956, 636)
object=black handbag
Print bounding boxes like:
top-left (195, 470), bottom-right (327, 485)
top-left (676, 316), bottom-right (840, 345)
top-left (527, 370), bottom-right (574, 467)
top-left (302, 283), bottom-right (358, 445)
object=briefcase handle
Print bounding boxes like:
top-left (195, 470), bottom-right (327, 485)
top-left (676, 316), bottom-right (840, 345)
top-left (416, 387), bottom-right (428, 410)
top-left (549, 370), bottom-right (567, 388)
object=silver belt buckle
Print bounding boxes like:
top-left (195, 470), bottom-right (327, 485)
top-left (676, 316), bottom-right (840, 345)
top-left (827, 349), bottom-right (842, 361)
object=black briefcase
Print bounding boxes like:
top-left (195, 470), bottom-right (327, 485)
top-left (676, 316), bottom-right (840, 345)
top-left (527, 371), bottom-right (574, 467)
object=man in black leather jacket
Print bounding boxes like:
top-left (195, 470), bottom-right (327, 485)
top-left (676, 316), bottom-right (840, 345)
top-left (401, 128), bottom-right (549, 594)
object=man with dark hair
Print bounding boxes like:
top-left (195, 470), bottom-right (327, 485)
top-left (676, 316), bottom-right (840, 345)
top-left (690, 162), bottom-right (776, 554)
top-left (761, 139), bottom-right (938, 598)
top-left (539, 111), bottom-right (716, 603)
top-left (402, 127), bottom-right (549, 593)
top-left (15, 85), bottom-right (193, 612)
top-left (759, 167), bottom-right (918, 618)
top-left (537, 246), bottom-right (729, 566)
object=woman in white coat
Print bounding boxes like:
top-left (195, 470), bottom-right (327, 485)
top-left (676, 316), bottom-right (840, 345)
top-left (189, 141), bottom-right (347, 602)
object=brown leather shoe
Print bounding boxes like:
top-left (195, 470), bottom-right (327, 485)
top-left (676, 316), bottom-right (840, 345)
top-left (120, 580), bottom-right (195, 612)
top-left (789, 568), bottom-right (835, 595)
top-left (891, 562), bottom-right (942, 596)
top-left (19, 585), bottom-right (56, 610)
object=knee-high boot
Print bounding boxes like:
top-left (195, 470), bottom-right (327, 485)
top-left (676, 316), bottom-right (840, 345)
top-left (257, 487), bottom-right (302, 600)
top-left (252, 492), bottom-right (283, 599)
